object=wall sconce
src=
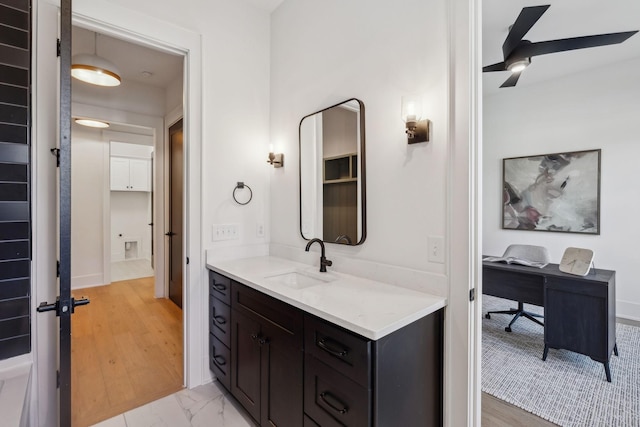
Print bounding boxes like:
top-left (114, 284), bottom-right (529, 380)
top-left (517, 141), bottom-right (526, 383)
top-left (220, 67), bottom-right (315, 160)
top-left (401, 95), bottom-right (430, 144)
top-left (267, 145), bottom-right (284, 168)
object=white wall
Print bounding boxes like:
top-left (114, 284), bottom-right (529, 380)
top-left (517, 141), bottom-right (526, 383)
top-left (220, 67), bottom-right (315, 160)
top-left (483, 57), bottom-right (640, 320)
top-left (111, 192), bottom-right (152, 261)
top-left (71, 125), bottom-right (106, 288)
top-left (269, 0), bottom-right (449, 290)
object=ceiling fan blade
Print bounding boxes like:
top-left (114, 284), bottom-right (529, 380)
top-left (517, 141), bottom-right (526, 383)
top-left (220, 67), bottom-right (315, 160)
top-left (483, 61), bottom-right (507, 72)
top-left (513, 31), bottom-right (638, 58)
top-left (502, 5), bottom-right (551, 59)
top-left (500, 72), bottom-right (522, 88)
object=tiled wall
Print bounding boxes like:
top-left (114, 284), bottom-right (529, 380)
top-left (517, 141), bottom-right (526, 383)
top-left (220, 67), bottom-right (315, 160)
top-left (0, 0), bottom-right (31, 360)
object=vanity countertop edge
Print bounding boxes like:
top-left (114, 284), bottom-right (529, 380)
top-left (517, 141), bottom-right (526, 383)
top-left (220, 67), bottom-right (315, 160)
top-left (206, 256), bottom-right (447, 340)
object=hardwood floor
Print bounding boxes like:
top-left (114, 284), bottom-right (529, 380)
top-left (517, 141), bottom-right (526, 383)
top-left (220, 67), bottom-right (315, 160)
top-left (482, 392), bottom-right (558, 427)
top-left (71, 277), bottom-right (183, 427)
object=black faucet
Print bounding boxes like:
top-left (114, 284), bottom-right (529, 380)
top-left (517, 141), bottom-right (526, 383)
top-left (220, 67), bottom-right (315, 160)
top-left (305, 238), bottom-right (332, 272)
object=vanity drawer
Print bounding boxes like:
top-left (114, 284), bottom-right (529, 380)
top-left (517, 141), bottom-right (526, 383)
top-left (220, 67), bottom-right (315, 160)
top-left (304, 314), bottom-right (371, 387)
top-left (232, 281), bottom-right (303, 334)
top-left (210, 294), bottom-right (231, 347)
top-left (209, 270), bottom-right (231, 305)
top-left (209, 333), bottom-right (231, 391)
top-left (304, 354), bottom-right (370, 427)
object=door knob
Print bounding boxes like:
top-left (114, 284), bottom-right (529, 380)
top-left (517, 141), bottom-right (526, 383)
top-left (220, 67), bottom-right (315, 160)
top-left (165, 231), bottom-right (176, 236)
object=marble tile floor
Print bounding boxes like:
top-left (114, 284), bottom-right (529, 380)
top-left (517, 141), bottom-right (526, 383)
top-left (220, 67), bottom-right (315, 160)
top-left (111, 259), bottom-right (155, 282)
top-left (91, 381), bottom-right (257, 427)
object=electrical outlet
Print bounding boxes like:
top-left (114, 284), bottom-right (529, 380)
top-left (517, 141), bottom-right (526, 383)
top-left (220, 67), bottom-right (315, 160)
top-left (256, 223), bottom-right (264, 238)
top-left (212, 224), bottom-right (240, 241)
top-left (428, 236), bottom-right (445, 264)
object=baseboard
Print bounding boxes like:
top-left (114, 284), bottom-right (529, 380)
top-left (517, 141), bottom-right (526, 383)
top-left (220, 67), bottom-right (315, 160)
top-left (71, 273), bottom-right (104, 290)
top-left (269, 242), bottom-right (447, 297)
top-left (617, 300), bottom-right (640, 323)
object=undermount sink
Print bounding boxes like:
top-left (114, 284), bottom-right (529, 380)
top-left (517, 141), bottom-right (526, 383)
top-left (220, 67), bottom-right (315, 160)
top-left (264, 270), bottom-right (336, 289)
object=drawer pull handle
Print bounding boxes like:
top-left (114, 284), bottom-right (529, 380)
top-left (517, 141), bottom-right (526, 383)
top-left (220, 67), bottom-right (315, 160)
top-left (213, 355), bottom-right (226, 366)
top-left (214, 315), bottom-right (226, 325)
top-left (319, 391), bottom-right (348, 415)
top-left (213, 283), bottom-right (227, 292)
top-left (251, 333), bottom-right (259, 340)
top-left (318, 338), bottom-right (348, 358)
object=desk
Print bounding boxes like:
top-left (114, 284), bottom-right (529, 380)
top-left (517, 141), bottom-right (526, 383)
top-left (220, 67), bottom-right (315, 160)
top-left (483, 259), bottom-right (617, 382)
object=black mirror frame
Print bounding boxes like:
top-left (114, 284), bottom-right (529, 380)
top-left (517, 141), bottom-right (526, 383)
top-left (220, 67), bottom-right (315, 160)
top-left (298, 98), bottom-right (367, 246)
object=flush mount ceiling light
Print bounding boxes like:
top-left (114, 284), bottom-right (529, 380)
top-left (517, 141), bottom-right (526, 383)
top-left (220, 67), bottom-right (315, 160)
top-left (74, 118), bottom-right (110, 128)
top-left (71, 33), bottom-right (121, 87)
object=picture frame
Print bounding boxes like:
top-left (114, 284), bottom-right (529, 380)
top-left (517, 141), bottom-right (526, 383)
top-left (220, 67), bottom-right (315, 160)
top-left (502, 149), bottom-right (601, 234)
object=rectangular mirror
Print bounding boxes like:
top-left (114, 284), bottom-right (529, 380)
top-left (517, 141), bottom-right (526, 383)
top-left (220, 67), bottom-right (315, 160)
top-left (299, 98), bottom-right (366, 245)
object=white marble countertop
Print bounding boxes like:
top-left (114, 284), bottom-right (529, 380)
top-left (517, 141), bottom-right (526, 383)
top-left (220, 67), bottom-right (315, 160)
top-left (206, 256), bottom-right (447, 340)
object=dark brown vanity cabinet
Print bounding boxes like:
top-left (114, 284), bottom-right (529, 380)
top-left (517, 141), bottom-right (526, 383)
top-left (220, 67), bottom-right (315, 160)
top-left (230, 280), bottom-right (304, 427)
top-left (208, 270), bottom-right (444, 427)
top-left (304, 312), bottom-right (443, 427)
top-left (209, 271), bottom-right (232, 390)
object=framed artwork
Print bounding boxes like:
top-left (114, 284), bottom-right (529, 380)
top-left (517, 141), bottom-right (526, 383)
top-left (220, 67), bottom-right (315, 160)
top-left (502, 149), bottom-right (601, 234)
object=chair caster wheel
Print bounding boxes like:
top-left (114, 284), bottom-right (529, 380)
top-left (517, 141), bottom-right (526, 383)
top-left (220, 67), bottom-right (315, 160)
top-left (485, 314), bottom-right (491, 319)
top-left (505, 327), bottom-right (512, 332)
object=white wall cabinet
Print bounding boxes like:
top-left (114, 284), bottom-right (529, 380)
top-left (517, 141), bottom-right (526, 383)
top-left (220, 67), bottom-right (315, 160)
top-left (110, 157), bottom-right (151, 192)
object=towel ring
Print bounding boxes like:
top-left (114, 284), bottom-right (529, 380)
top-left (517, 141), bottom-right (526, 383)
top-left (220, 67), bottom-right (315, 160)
top-left (233, 182), bottom-right (252, 205)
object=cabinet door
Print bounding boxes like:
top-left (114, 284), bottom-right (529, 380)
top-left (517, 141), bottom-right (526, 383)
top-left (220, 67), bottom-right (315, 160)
top-left (260, 320), bottom-right (303, 427)
top-left (231, 309), bottom-right (261, 423)
top-left (129, 158), bottom-right (150, 191)
top-left (110, 157), bottom-right (130, 191)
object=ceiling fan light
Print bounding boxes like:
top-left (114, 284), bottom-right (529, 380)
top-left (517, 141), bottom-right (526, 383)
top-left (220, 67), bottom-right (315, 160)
top-left (71, 53), bottom-right (121, 87)
top-left (507, 58), bottom-right (530, 73)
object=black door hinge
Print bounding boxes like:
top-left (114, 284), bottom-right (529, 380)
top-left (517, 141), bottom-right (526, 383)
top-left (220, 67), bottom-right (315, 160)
top-left (186, 257), bottom-right (189, 265)
top-left (56, 260), bottom-right (60, 278)
top-left (57, 39), bottom-right (61, 57)
top-left (469, 288), bottom-right (475, 302)
top-left (50, 148), bottom-right (60, 167)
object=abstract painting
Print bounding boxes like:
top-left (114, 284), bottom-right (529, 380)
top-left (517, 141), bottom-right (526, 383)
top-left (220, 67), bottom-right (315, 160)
top-left (502, 149), bottom-right (600, 234)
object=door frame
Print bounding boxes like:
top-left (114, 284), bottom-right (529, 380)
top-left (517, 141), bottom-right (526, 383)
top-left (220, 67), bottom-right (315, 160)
top-left (32, 0), bottom-right (204, 424)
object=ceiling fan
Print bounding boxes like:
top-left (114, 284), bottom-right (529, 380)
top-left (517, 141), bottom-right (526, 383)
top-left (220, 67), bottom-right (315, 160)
top-left (483, 5), bottom-right (638, 88)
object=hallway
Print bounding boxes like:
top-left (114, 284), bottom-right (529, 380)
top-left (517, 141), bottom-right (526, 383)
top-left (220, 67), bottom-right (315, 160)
top-left (71, 277), bottom-right (183, 426)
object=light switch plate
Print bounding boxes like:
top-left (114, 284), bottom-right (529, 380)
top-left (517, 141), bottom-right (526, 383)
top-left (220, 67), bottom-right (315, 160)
top-left (212, 224), bottom-right (240, 241)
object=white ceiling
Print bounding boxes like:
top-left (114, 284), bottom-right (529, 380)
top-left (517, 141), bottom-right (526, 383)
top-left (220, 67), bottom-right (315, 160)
top-left (72, 26), bottom-right (183, 89)
top-left (72, 1), bottom-right (640, 96)
top-left (483, 0), bottom-right (640, 94)
top-left (241, 0), bottom-right (285, 12)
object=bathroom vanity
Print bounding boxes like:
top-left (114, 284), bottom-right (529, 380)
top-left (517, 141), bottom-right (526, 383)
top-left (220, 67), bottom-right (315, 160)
top-left (207, 256), bottom-right (446, 427)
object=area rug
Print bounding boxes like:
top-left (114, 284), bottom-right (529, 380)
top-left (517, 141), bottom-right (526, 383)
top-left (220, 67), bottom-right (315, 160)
top-left (482, 295), bottom-right (640, 426)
